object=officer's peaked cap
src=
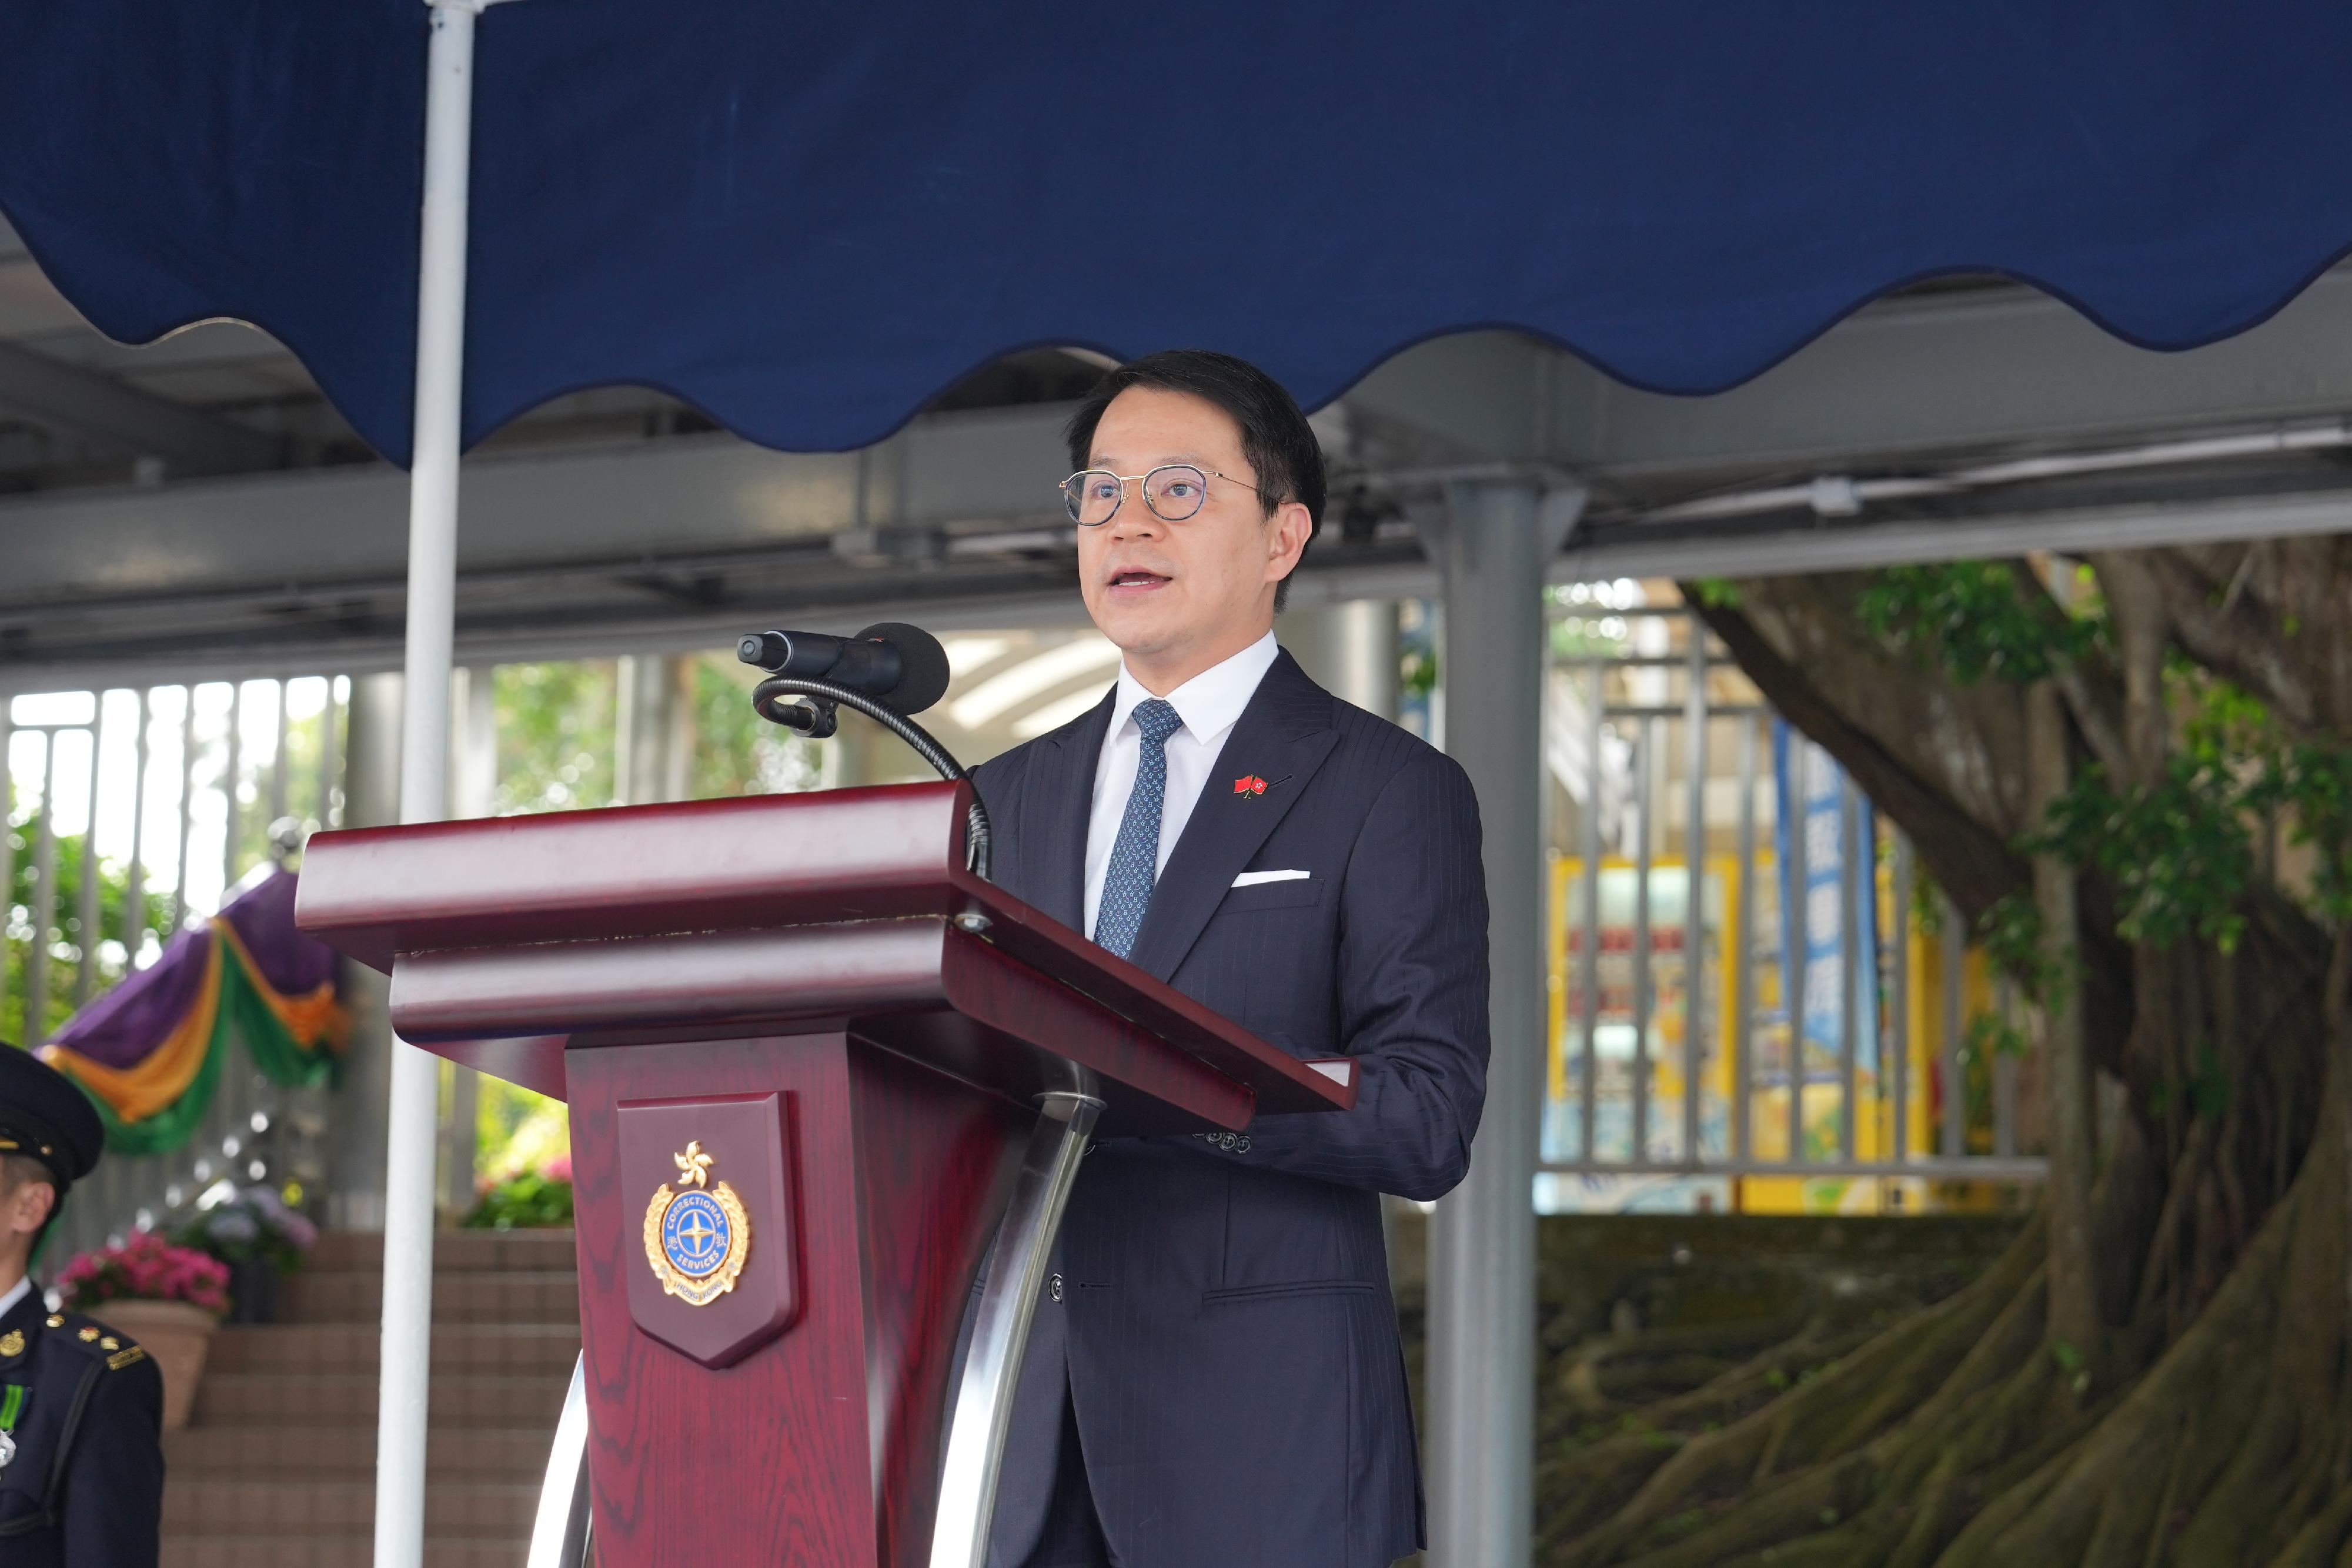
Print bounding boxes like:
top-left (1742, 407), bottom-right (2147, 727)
top-left (0, 1042), bottom-right (103, 1191)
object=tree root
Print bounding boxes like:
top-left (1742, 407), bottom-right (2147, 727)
top-left (1549, 1226), bottom-right (2047, 1567)
top-left (1541, 1161), bottom-right (2352, 1568)
top-left (1558, 1316), bottom-right (1812, 1416)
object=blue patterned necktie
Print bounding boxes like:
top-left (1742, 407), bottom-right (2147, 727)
top-left (1093, 698), bottom-right (1184, 960)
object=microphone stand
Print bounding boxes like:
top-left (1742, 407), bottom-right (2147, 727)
top-left (751, 674), bottom-right (993, 881)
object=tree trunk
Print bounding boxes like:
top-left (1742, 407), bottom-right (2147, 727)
top-left (2027, 674), bottom-right (2103, 1389)
top-left (1531, 560), bottom-right (2352, 1566)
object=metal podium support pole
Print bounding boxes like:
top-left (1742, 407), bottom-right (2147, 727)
top-left (930, 1086), bottom-right (1105, 1568)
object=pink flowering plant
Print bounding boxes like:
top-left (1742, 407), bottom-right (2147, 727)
top-left (56, 1230), bottom-right (231, 1316)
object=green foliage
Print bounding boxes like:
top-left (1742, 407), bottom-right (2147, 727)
top-left (2031, 761), bottom-right (2253, 952)
top-left (474, 1074), bottom-right (569, 1188)
top-left (494, 661), bottom-right (618, 814)
top-left (1549, 613), bottom-right (1633, 661)
top-left (1964, 1011), bottom-right (2032, 1062)
top-left (1855, 561), bottom-right (2100, 685)
top-left (1910, 864), bottom-right (1947, 937)
top-left (1972, 891), bottom-right (2066, 1002)
top-left (6, 803), bottom-right (181, 1040)
top-left (689, 657), bottom-right (823, 798)
top-left (2247, 740), bottom-right (2352, 921)
top-left (463, 1170), bottom-right (574, 1231)
top-left (1688, 577), bottom-right (1742, 610)
top-left (2147, 1045), bottom-right (2233, 1120)
top-left (1401, 645), bottom-right (1439, 701)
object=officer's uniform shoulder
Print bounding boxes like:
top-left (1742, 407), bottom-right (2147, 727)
top-left (28, 1309), bottom-right (152, 1375)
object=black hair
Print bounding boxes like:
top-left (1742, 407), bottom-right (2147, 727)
top-left (1063, 349), bottom-right (1325, 611)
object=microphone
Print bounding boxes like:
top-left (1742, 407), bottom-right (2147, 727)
top-left (736, 622), bottom-right (951, 716)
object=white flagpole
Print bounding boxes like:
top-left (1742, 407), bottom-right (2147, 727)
top-left (377, 2), bottom-right (482, 1562)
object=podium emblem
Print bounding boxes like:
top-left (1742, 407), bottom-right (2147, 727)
top-left (643, 1139), bottom-right (752, 1306)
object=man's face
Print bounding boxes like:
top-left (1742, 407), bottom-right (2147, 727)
top-left (1075, 387), bottom-right (1310, 682)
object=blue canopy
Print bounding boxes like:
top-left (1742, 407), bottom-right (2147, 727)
top-left (7, 0), bottom-right (2351, 466)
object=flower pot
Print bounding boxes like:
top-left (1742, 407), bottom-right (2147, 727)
top-left (225, 1257), bottom-right (281, 1325)
top-left (89, 1299), bottom-right (219, 1429)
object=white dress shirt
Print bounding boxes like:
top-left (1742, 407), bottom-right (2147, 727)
top-left (1083, 631), bottom-right (1281, 938)
top-left (0, 1273), bottom-right (30, 1322)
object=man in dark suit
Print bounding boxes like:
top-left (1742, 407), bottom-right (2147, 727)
top-left (971, 349), bottom-right (1489, 1568)
top-left (0, 1042), bottom-right (167, 1568)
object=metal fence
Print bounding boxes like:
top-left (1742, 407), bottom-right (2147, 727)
top-left (4, 677), bottom-right (345, 1259)
top-left (1538, 600), bottom-right (2043, 1204)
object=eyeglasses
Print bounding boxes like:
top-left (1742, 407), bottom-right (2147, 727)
top-left (1060, 464), bottom-right (1262, 527)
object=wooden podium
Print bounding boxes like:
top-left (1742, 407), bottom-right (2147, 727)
top-left (295, 781), bottom-right (1355, 1568)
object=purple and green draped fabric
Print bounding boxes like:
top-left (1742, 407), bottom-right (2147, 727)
top-left (37, 870), bottom-right (345, 1156)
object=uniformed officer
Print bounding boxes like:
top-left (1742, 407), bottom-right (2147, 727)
top-left (0, 1040), bottom-right (165, 1568)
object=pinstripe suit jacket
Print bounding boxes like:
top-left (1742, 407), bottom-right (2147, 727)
top-left (969, 648), bottom-right (1490, 1568)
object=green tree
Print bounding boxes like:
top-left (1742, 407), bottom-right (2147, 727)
top-left (493, 661), bottom-right (619, 814)
top-left (1544, 545), bottom-right (2352, 1567)
top-left (690, 655), bottom-right (823, 798)
top-left (6, 805), bottom-right (179, 1042)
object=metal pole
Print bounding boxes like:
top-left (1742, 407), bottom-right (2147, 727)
top-left (1941, 894), bottom-right (1966, 1158)
top-left (930, 1089), bottom-right (1104, 1568)
top-left (1993, 977), bottom-right (2019, 1159)
top-left (377, 5), bottom-right (482, 1564)
top-left (28, 734), bottom-right (58, 1048)
top-left (222, 681), bottom-right (242, 892)
top-left (1837, 789), bottom-right (1859, 1164)
top-left (0, 704), bottom-right (12, 1028)
top-left (173, 690), bottom-right (198, 936)
top-left (1785, 745), bottom-right (1807, 1166)
top-left (1578, 664), bottom-right (1603, 1166)
top-left (1424, 481), bottom-right (1582, 1568)
top-left (1732, 714), bottom-right (1757, 1164)
top-left (1682, 621), bottom-right (1707, 1164)
top-left (1890, 834), bottom-right (1913, 1164)
top-left (527, 1359), bottom-right (594, 1568)
top-left (1631, 721), bottom-right (1654, 1162)
top-left (125, 691), bottom-right (151, 969)
top-left (318, 676), bottom-right (343, 829)
top-left (75, 706), bottom-right (106, 1007)
top-left (440, 667), bottom-right (497, 1212)
top-left (268, 680), bottom-right (290, 837)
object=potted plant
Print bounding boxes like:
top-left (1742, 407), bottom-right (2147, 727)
top-left (174, 1185), bottom-right (320, 1324)
top-left (55, 1232), bottom-right (230, 1429)
top-left (463, 1153), bottom-right (574, 1230)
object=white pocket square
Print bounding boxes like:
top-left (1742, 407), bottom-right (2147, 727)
top-left (1232, 869), bottom-right (1311, 887)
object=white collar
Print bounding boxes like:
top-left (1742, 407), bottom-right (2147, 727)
top-left (1108, 631), bottom-right (1279, 746)
top-left (0, 1275), bottom-right (30, 1322)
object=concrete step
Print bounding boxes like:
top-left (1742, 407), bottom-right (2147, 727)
top-left (206, 1322), bottom-right (580, 1377)
top-left (163, 1425), bottom-right (556, 1481)
top-left (282, 1268), bottom-right (579, 1326)
top-left (162, 1537), bottom-right (529, 1568)
top-left (194, 1372), bottom-right (572, 1429)
top-left (307, 1229), bottom-right (576, 1273)
top-left (163, 1478), bottom-right (537, 1539)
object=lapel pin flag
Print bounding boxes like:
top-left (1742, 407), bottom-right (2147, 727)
top-left (1233, 775), bottom-right (1268, 796)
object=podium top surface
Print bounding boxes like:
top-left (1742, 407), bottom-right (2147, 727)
top-left (297, 781), bottom-right (1354, 1126)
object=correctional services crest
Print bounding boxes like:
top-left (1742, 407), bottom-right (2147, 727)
top-left (643, 1139), bottom-right (752, 1307)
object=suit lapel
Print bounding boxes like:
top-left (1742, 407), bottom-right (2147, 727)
top-left (1127, 651), bottom-right (1339, 983)
top-left (1023, 690), bottom-right (1114, 932)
